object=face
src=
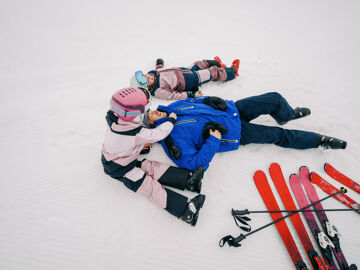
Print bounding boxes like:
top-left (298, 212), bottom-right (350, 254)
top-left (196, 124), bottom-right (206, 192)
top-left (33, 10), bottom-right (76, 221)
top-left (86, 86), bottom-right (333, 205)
top-left (147, 110), bottom-right (167, 125)
top-left (144, 74), bottom-right (155, 88)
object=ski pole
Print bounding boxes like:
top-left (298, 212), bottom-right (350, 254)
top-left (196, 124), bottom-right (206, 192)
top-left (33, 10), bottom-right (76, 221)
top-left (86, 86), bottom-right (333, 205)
top-left (219, 187), bottom-right (347, 247)
top-left (232, 208), bottom-right (358, 215)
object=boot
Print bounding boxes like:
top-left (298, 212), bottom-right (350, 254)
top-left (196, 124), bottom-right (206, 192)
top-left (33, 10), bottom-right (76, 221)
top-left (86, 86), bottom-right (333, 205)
top-left (206, 60), bottom-right (221, 68)
top-left (181, 194), bottom-right (206, 226)
top-left (214, 56), bottom-right (227, 68)
top-left (185, 166), bottom-right (205, 193)
top-left (278, 107), bottom-right (311, 125)
top-left (231, 59), bottom-right (240, 77)
top-left (318, 135), bottom-right (347, 149)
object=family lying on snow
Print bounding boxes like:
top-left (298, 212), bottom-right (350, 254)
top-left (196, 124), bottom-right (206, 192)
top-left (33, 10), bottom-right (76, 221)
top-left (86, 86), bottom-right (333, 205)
top-left (101, 57), bottom-right (347, 226)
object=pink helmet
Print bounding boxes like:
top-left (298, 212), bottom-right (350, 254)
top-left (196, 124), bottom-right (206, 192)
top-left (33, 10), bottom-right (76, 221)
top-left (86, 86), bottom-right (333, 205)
top-left (110, 87), bottom-right (151, 122)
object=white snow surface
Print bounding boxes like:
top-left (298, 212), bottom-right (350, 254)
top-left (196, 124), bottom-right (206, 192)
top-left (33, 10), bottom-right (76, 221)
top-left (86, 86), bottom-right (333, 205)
top-left (1, 1), bottom-right (359, 269)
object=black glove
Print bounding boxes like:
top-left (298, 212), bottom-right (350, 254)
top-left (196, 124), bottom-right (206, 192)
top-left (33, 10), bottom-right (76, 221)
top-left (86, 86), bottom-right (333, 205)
top-left (204, 96), bottom-right (227, 111)
top-left (190, 85), bottom-right (199, 93)
top-left (156, 58), bottom-right (164, 66)
top-left (164, 135), bottom-right (182, 160)
top-left (202, 122), bottom-right (228, 140)
top-left (140, 147), bottom-right (151, 155)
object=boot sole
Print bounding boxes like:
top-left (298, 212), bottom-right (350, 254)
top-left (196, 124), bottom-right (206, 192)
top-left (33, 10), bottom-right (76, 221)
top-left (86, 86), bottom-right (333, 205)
top-left (191, 195), bottom-right (206, 226)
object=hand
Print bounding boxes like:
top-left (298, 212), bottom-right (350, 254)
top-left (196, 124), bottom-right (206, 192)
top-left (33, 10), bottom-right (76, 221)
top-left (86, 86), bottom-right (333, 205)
top-left (195, 90), bottom-right (203, 97)
top-left (140, 143), bottom-right (152, 154)
top-left (204, 96), bottom-right (227, 111)
top-left (169, 112), bottom-right (177, 120)
top-left (143, 143), bottom-right (152, 149)
top-left (156, 58), bottom-right (164, 66)
top-left (209, 129), bottom-right (222, 139)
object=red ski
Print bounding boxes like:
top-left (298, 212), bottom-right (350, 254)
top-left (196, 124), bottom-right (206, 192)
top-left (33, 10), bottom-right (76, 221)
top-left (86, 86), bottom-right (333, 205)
top-left (269, 163), bottom-right (328, 270)
top-left (324, 163), bottom-right (360, 194)
top-left (310, 172), bottom-right (360, 211)
top-left (300, 166), bottom-right (357, 270)
top-left (289, 173), bottom-right (336, 270)
top-left (253, 170), bottom-right (308, 270)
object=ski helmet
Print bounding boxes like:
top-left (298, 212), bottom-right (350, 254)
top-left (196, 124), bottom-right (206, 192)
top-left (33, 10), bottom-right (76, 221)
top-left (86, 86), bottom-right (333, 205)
top-left (110, 87), bottom-right (151, 122)
top-left (130, 70), bottom-right (148, 90)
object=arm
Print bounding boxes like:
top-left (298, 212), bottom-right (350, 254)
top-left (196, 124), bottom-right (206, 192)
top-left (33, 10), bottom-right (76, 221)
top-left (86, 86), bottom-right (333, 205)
top-left (154, 87), bottom-right (189, 100)
top-left (171, 135), bottom-right (221, 171)
top-left (135, 118), bottom-right (176, 145)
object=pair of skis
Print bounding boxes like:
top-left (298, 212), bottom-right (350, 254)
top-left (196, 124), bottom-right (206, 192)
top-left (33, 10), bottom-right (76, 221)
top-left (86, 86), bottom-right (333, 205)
top-left (254, 163), bottom-right (326, 270)
top-left (254, 163), bottom-right (357, 270)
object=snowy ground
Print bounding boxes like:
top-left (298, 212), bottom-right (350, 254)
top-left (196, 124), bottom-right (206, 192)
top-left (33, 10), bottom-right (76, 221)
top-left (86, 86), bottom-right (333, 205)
top-left (1, 0), bottom-right (359, 269)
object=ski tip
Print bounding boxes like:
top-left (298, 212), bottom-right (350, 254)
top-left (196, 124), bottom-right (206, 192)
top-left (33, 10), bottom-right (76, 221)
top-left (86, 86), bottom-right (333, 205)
top-left (299, 165), bottom-right (309, 171)
top-left (324, 162), bottom-right (329, 171)
top-left (309, 172), bottom-right (315, 181)
top-left (269, 162), bottom-right (280, 169)
top-left (289, 173), bottom-right (299, 180)
top-left (253, 170), bottom-right (265, 177)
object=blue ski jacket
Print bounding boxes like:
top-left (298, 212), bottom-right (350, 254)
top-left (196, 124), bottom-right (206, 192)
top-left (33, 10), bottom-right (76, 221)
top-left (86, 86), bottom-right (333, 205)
top-left (154, 97), bottom-right (242, 171)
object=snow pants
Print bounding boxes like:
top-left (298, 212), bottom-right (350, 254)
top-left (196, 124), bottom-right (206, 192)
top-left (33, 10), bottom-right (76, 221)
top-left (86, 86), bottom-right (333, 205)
top-left (235, 92), bottom-right (320, 149)
top-left (101, 156), bottom-right (189, 218)
top-left (183, 60), bottom-right (236, 89)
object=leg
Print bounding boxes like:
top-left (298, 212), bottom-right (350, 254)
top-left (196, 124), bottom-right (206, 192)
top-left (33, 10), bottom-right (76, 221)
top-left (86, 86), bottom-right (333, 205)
top-left (235, 92), bottom-right (295, 123)
top-left (240, 121), bottom-right (320, 149)
top-left (189, 60), bottom-right (220, 71)
top-left (141, 159), bottom-right (205, 193)
top-left (121, 164), bottom-right (188, 218)
top-left (141, 160), bottom-right (188, 190)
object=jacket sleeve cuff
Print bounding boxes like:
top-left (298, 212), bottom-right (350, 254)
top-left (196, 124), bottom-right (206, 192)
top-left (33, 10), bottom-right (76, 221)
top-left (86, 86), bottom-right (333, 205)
top-left (167, 117), bottom-right (176, 124)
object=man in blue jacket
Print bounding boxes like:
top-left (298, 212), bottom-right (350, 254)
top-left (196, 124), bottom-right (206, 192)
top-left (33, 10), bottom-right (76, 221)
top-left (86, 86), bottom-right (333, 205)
top-left (145, 92), bottom-right (347, 171)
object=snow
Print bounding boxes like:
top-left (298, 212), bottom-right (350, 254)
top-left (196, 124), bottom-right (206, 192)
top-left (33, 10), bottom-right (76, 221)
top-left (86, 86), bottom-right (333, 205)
top-left (0, 0), bottom-right (359, 269)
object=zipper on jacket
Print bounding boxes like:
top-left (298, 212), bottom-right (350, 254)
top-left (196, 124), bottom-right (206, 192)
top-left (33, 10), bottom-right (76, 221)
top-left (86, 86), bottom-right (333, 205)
top-left (220, 139), bottom-right (239, 143)
top-left (176, 106), bottom-right (194, 111)
top-left (175, 119), bottom-right (198, 125)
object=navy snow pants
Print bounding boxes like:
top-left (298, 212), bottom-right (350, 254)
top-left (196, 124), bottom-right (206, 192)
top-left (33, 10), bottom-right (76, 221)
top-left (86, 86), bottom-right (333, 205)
top-left (235, 92), bottom-right (320, 149)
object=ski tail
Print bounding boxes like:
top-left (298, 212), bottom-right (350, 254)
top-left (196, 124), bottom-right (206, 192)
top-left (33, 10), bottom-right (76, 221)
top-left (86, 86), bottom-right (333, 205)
top-left (310, 172), bottom-right (360, 211)
top-left (290, 173), bottom-right (336, 269)
top-left (269, 163), bottom-right (328, 270)
top-left (324, 163), bottom-right (360, 194)
top-left (300, 166), bottom-right (357, 270)
top-left (253, 170), bottom-right (308, 270)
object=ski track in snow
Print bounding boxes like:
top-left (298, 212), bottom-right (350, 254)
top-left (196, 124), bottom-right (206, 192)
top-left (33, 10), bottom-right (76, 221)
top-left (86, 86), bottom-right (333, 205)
top-left (1, 0), bottom-right (360, 269)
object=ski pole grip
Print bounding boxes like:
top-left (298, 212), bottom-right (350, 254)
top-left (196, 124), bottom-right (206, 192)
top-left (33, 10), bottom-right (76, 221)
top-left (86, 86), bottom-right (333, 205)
top-left (340, 187), bottom-right (347, 193)
top-left (233, 234), bottom-right (246, 243)
top-left (232, 209), bottom-right (249, 215)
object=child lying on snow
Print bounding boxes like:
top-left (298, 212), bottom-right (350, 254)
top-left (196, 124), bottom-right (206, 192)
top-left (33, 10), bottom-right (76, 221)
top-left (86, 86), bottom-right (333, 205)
top-left (101, 87), bottom-right (206, 226)
top-left (130, 57), bottom-right (240, 100)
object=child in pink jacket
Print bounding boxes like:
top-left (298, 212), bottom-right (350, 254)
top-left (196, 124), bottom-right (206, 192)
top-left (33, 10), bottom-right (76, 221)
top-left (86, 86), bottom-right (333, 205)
top-left (101, 87), bottom-right (206, 226)
top-left (130, 57), bottom-right (240, 100)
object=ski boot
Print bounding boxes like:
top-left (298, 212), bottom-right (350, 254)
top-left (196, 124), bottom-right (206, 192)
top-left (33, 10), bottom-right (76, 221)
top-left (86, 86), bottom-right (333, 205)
top-left (231, 59), bottom-right (240, 77)
top-left (278, 107), bottom-right (311, 125)
top-left (181, 194), bottom-right (206, 226)
top-left (214, 56), bottom-right (227, 68)
top-left (318, 135), bottom-right (347, 149)
top-left (185, 166), bottom-right (205, 193)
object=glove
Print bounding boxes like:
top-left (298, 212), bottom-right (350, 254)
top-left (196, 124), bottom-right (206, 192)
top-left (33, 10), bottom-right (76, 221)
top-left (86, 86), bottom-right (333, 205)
top-left (164, 135), bottom-right (182, 160)
top-left (202, 122), bottom-right (228, 140)
top-left (190, 85), bottom-right (199, 93)
top-left (204, 96), bottom-right (227, 111)
top-left (156, 58), bottom-right (164, 66)
top-left (140, 148), bottom-right (151, 155)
